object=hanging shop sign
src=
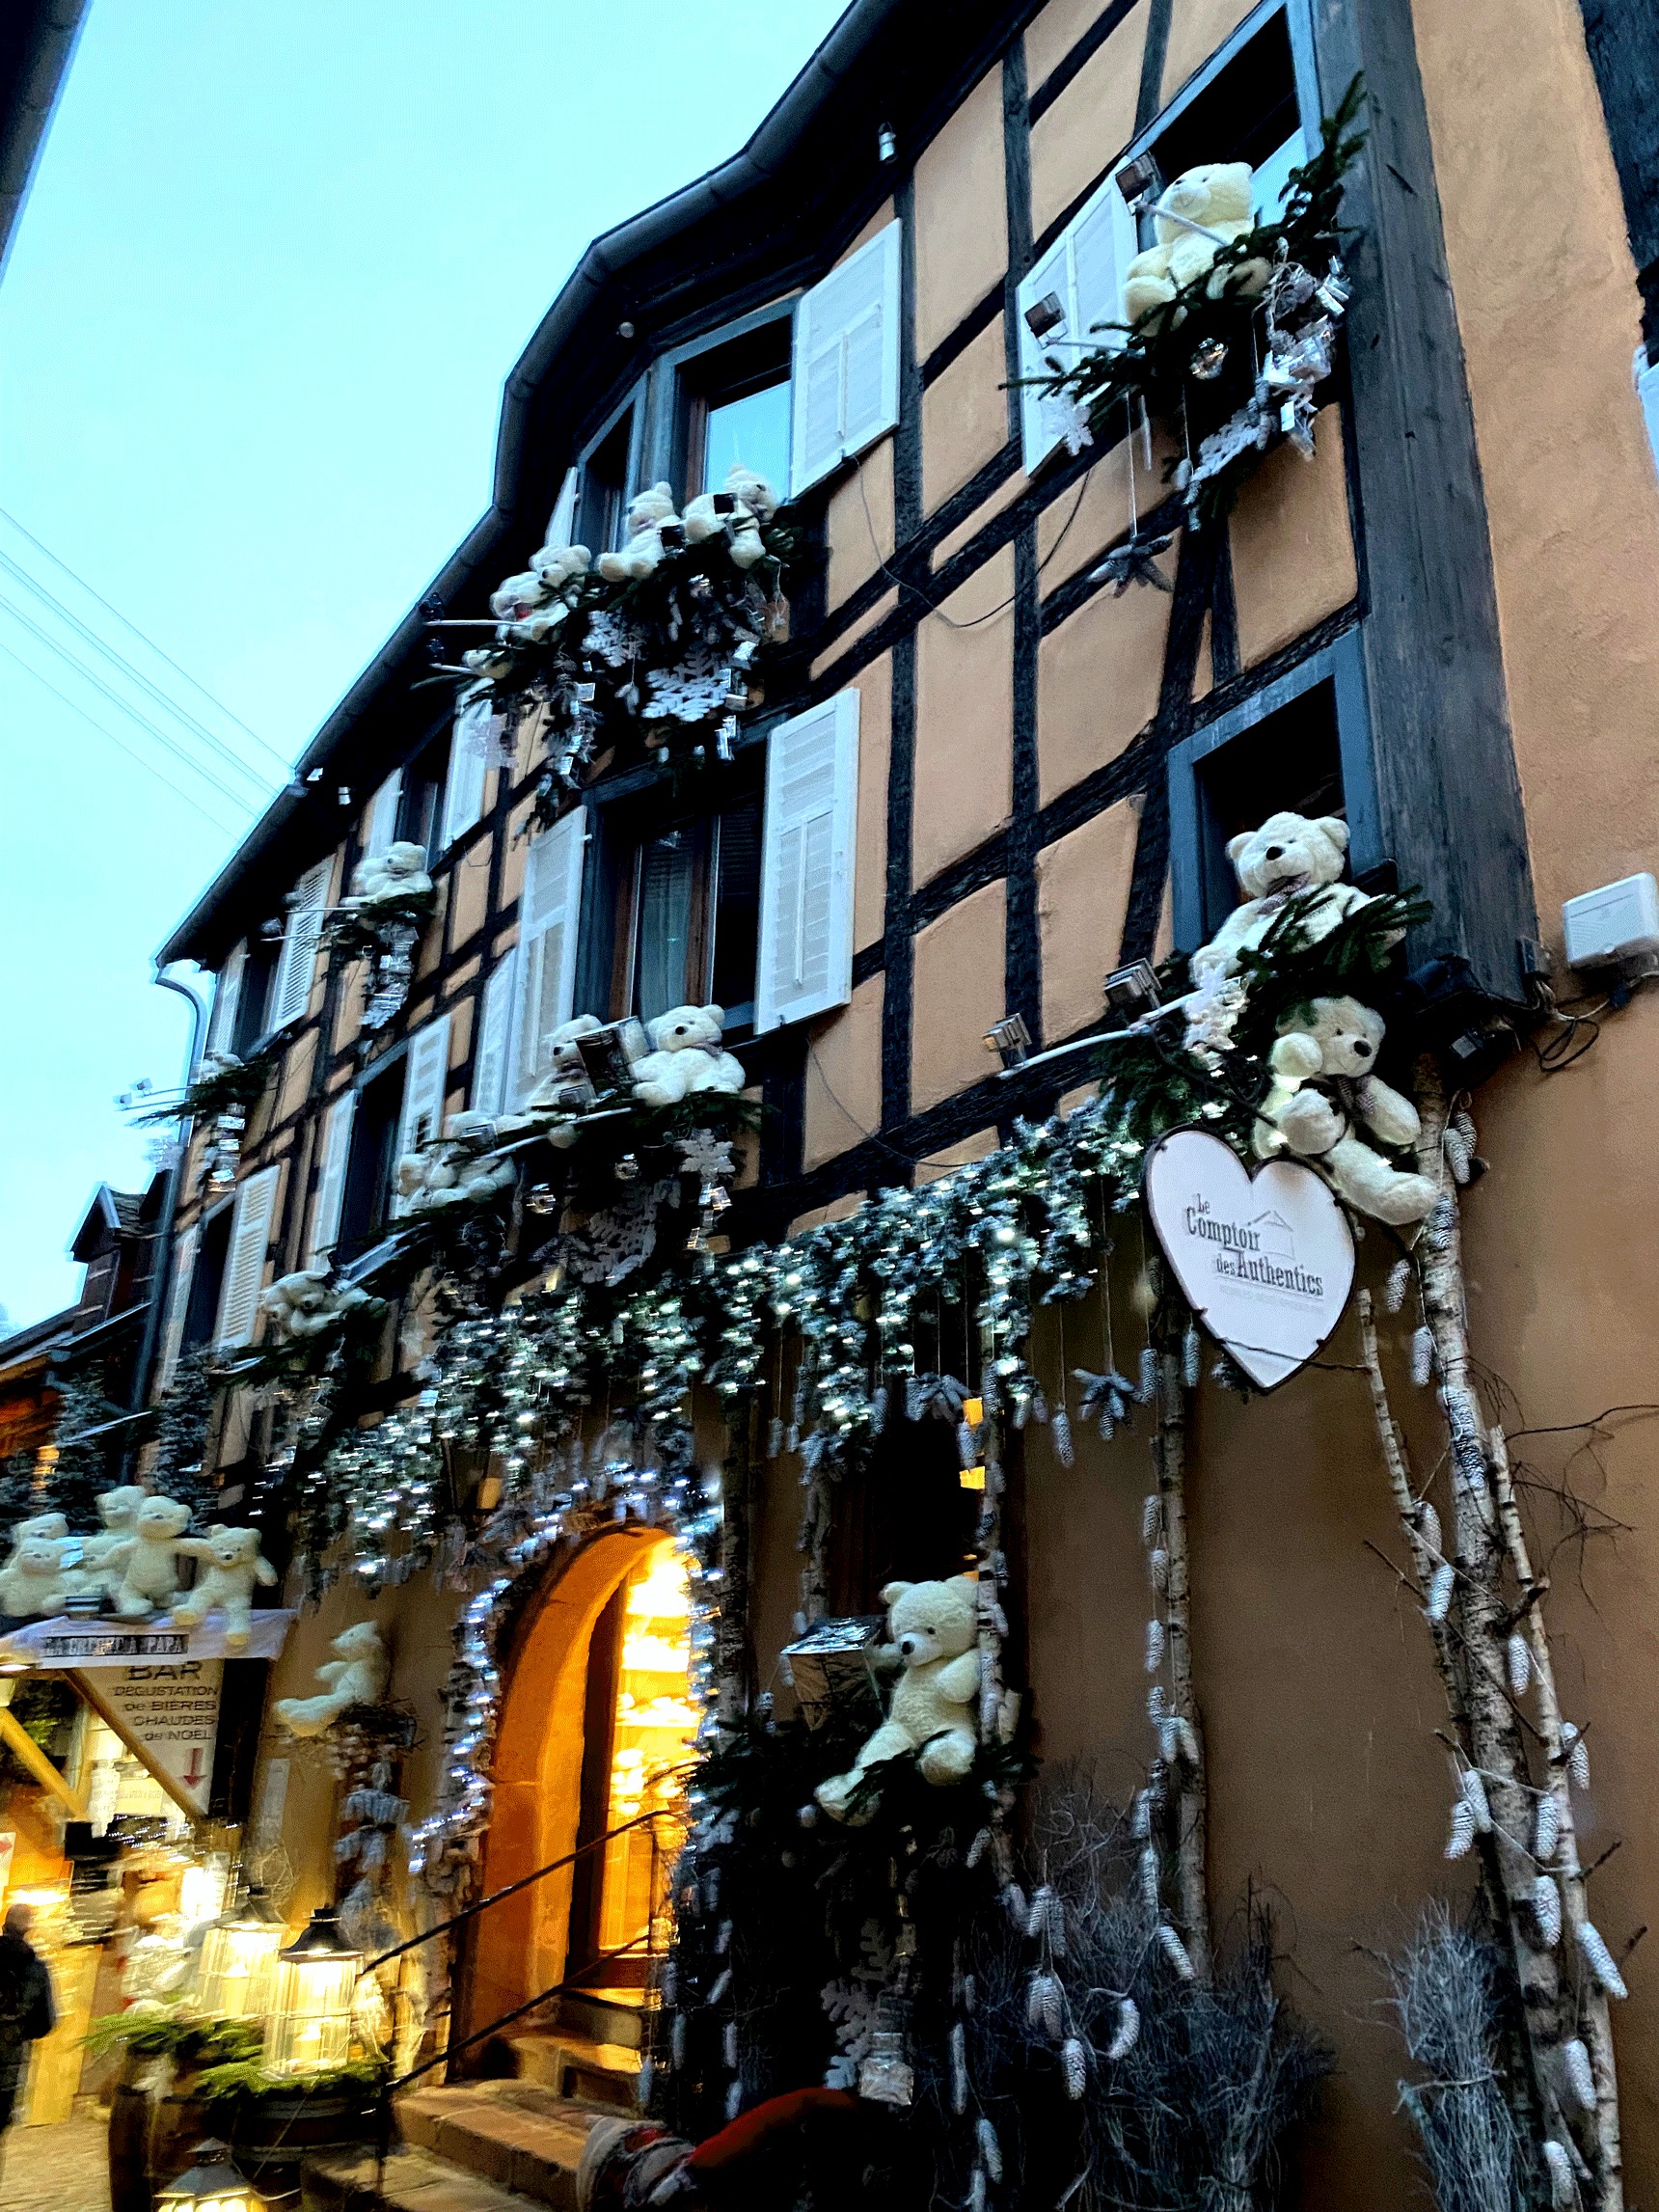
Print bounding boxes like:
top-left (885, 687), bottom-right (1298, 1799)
top-left (80, 1660), bottom-right (223, 1816)
top-left (0, 1609), bottom-right (295, 1668)
top-left (1143, 1128), bottom-right (1355, 1389)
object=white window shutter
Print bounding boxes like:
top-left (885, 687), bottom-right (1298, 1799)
top-left (1072, 172), bottom-right (1139, 350)
top-left (268, 860), bottom-right (332, 1032)
top-left (214, 1165), bottom-right (281, 1348)
top-left (391, 1015), bottom-right (453, 1215)
top-left (205, 942), bottom-right (246, 1058)
top-left (1017, 233), bottom-right (1077, 474)
top-left (512, 809), bottom-right (588, 1104)
top-left (790, 221), bottom-right (901, 496)
top-left (545, 467), bottom-right (578, 548)
top-left (363, 772), bottom-right (403, 862)
top-left (307, 1090), bottom-right (357, 1263)
top-left (441, 699), bottom-right (492, 849)
top-left (755, 690), bottom-right (859, 1033)
top-left (472, 955), bottom-right (518, 1116)
top-left (155, 1222), bottom-right (199, 1391)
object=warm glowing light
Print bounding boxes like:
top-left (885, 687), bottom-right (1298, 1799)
top-left (198, 1886), bottom-right (286, 2019)
top-left (265, 1909), bottom-right (361, 2076)
top-left (599, 1548), bottom-right (698, 1954)
top-left (626, 1559), bottom-right (693, 1619)
top-left (156, 2140), bottom-right (266, 2212)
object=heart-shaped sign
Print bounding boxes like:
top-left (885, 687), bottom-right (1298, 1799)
top-left (1143, 1127), bottom-right (1355, 1390)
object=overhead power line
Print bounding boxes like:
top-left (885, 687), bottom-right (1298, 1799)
top-left (0, 503), bottom-right (291, 778)
top-left (0, 587), bottom-right (267, 816)
top-left (0, 637), bottom-right (244, 835)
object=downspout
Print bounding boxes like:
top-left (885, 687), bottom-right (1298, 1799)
top-left (128, 968), bottom-right (209, 1429)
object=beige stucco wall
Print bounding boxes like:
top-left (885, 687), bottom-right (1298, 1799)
top-left (913, 68), bottom-right (1010, 364)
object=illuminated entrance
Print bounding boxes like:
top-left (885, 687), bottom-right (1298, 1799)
top-left (468, 1531), bottom-right (697, 2044)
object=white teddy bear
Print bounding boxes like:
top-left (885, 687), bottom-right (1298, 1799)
top-left (597, 482), bottom-right (681, 585)
top-left (4, 1511), bottom-right (68, 1567)
top-left (1187, 812), bottom-right (1381, 997)
top-left (259, 1270), bottom-right (373, 1342)
top-left (274, 1620), bottom-right (389, 1737)
top-left (1254, 996), bottom-right (1438, 1224)
top-left (1122, 162), bottom-right (1271, 327)
top-left (0, 1537), bottom-right (68, 1620)
top-left (342, 840), bottom-right (433, 915)
top-left (815, 1576), bottom-right (982, 1822)
top-left (490, 568), bottom-right (551, 622)
top-left (172, 1525), bottom-right (279, 1649)
top-left (395, 1117), bottom-right (518, 1211)
top-left (682, 466), bottom-right (778, 569)
top-left (106, 1496), bottom-right (194, 1620)
top-left (630, 1005), bottom-right (746, 1108)
top-left (531, 542), bottom-right (592, 591)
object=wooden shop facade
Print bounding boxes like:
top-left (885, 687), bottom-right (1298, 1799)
top-left (137, 0), bottom-right (1659, 2202)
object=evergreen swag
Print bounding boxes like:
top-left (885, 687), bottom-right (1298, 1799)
top-left (430, 498), bottom-right (802, 805)
top-left (41, 1363), bottom-right (127, 1523)
top-left (135, 1051), bottom-right (271, 1127)
top-left (148, 1346), bottom-right (224, 1519)
top-left (319, 888), bottom-right (435, 967)
top-left (1032, 77), bottom-right (1367, 526)
top-left (276, 882), bottom-right (1425, 1592)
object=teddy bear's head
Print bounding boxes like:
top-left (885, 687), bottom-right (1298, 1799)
top-left (490, 569), bottom-right (550, 621)
top-left (626, 481), bottom-right (678, 534)
top-left (96, 1486), bottom-right (147, 1531)
top-left (133, 1498), bottom-right (192, 1542)
top-left (9, 1537), bottom-right (62, 1579)
top-left (881, 1575), bottom-right (979, 1668)
top-left (1278, 995), bottom-right (1387, 1080)
top-left (647, 1004), bottom-right (726, 1054)
top-left (10, 1513), bottom-right (68, 1546)
top-left (1226, 811), bottom-right (1349, 901)
top-left (382, 842), bottom-right (430, 884)
top-left (202, 1525), bottom-right (263, 1569)
top-left (722, 465), bottom-right (778, 523)
top-left (1156, 161), bottom-right (1255, 240)
top-left (332, 1621), bottom-right (384, 1661)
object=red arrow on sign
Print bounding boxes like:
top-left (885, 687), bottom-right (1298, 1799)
top-left (180, 1747), bottom-right (206, 1790)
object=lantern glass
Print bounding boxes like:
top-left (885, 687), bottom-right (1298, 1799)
top-left (155, 2138), bottom-right (264, 2212)
top-left (198, 1885), bottom-right (286, 2019)
top-left (265, 1907), bottom-right (361, 2076)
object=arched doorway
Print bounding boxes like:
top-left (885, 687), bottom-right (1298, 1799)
top-left (464, 1528), bottom-right (698, 2049)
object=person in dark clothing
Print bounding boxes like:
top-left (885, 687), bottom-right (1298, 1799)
top-left (0, 1903), bottom-right (56, 2150)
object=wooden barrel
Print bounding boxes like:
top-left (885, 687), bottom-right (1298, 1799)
top-left (231, 2089), bottom-right (383, 2205)
top-left (148, 2089), bottom-right (210, 2198)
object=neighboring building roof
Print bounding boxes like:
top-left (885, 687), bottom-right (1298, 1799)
top-left (157, 0), bottom-right (1023, 970)
top-left (0, 0), bottom-right (88, 279)
top-left (0, 1305), bottom-right (77, 1379)
top-left (70, 1184), bottom-right (148, 1259)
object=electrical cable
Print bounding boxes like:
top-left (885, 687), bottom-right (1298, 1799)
top-left (0, 638), bottom-right (245, 834)
top-left (0, 588), bottom-right (270, 814)
top-left (0, 503), bottom-right (291, 775)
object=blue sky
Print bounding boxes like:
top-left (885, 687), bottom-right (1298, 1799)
top-left (0, 0), bottom-right (844, 1330)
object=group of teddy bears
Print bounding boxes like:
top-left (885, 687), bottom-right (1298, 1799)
top-left (1183, 808), bottom-right (1437, 1227)
top-left (0, 1488), bottom-right (277, 1646)
top-left (469, 465), bottom-right (779, 687)
top-left (1121, 159), bottom-right (1270, 330)
top-left (393, 1001), bottom-right (747, 1215)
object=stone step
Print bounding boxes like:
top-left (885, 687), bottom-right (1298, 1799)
top-left (551, 1987), bottom-right (645, 2051)
top-left (390, 2081), bottom-right (602, 2208)
top-left (503, 2029), bottom-right (642, 2112)
top-left (302, 2144), bottom-right (544, 2212)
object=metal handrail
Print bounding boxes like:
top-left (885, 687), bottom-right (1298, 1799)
top-left (389, 1930), bottom-right (656, 2094)
top-left (356, 1803), bottom-right (681, 1980)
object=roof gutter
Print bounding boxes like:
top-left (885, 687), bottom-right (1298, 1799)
top-left (0, 0), bottom-right (89, 278)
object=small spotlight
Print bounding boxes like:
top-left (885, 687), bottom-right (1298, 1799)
top-left (337, 785), bottom-right (352, 806)
top-left (1115, 154), bottom-right (1162, 213)
top-left (617, 319), bottom-right (636, 340)
top-left (305, 767), bottom-right (324, 784)
top-left (1023, 292), bottom-right (1067, 341)
top-left (985, 1014), bottom-right (1032, 1070)
top-left (1102, 960), bottom-right (1162, 1023)
top-left (877, 123), bottom-right (897, 164)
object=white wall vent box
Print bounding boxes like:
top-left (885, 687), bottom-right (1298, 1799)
top-left (1562, 872), bottom-right (1659, 968)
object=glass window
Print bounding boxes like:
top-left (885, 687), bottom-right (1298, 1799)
top-left (699, 378), bottom-right (792, 503)
top-left (395, 728), bottom-right (449, 865)
top-left (580, 412), bottom-right (634, 553)
top-left (337, 1060), bottom-right (405, 1251)
top-left (629, 790), bottom-right (763, 1030)
top-left (677, 316), bottom-right (793, 502)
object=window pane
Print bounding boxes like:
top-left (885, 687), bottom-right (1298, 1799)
top-left (702, 379), bottom-right (791, 498)
top-left (710, 795), bottom-right (762, 1027)
top-left (636, 830), bottom-right (698, 1024)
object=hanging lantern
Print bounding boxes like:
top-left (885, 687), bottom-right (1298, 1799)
top-left (265, 1906), bottom-right (361, 2075)
top-left (197, 1883), bottom-right (286, 2019)
top-left (155, 2140), bottom-right (267, 2212)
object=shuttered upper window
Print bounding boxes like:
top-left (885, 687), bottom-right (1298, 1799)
top-left (362, 772), bottom-right (403, 863)
top-left (307, 1089), bottom-right (357, 1263)
top-left (1016, 176), bottom-right (1138, 475)
top-left (213, 1164), bottom-right (281, 1348)
top-left (390, 1014), bottom-right (452, 1217)
top-left (440, 696), bottom-right (495, 851)
top-left (754, 690), bottom-right (859, 1033)
top-left (472, 956), bottom-right (518, 1118)
top-left (204, 942), bottom-right (246, 1058)
top-left (512, 808), bottom-right (588, 1106)
top-left (267, 859), bottom-right (332, 1034)
top-left (790, 221), bottom-right (902, 497)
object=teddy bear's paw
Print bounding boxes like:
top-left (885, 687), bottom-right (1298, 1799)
top-left (1276, 1092), bottom-right (1343, 1152)
top-left (1355, 1167), bottom-right (1439, 1227)
top-left (813, 1775), bottom-right (855, 1822)
top-left (917, 1734), bottom-right (975, 1787)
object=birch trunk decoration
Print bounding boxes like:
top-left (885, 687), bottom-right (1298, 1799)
top-left (1148, 1265), bottom-right (1210, 1980)
top-left (1374, 1058), bottom-right (1626, 2211)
